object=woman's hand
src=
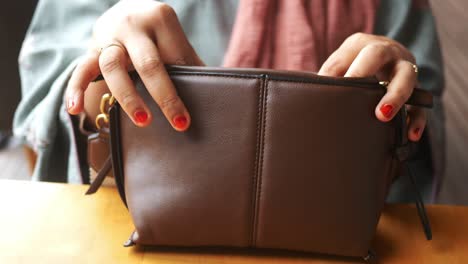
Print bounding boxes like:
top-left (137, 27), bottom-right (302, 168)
top-left (318, 33), bottom-right (425, 142)
top-left (66, 0), bottom-right (203, 131)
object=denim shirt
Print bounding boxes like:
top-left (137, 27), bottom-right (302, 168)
top-left (14, 0), bottom-right (444, 201)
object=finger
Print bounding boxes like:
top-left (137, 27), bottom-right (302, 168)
top-left (99, 44), bottom-right (152, 127)
top-left (407, 106), bottom-right (427, 142)
top-left (344, 43), bottom-right (398, 77)
top-left (148, 3), bottom-right (204, 66)
top-left (124, 34), bottom-right (190, 131)
top-left (66, 50), bottom-right (100, 114)
top-left (318, 33), bottom-right (372, 76)
top-left (375, 60), bottom-right (417, 122)
top-left (318, 49), bottom-right (358, 77)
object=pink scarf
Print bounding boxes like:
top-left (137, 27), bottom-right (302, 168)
top-left (223, 0), bottom-right (379, 72)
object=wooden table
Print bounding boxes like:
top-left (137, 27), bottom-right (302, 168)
top-left (0, 180), bottom-right (466, 263)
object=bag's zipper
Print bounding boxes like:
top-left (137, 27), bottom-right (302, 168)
top-left (94, 69), bottom-right (389, 91)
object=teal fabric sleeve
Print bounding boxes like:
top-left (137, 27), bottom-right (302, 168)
top-left (374, 1), bottom-right (444, 95)
top-left (14, 0), bottom-right (117, 183)
top-left (160, 0), bottom-right (238, 66)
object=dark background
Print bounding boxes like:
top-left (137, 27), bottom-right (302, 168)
top-left (0, 0), bottom-right (37, 131)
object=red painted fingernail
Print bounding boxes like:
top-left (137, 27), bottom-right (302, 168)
top-left (173, 115), bottom-right (187, 129)
top-left (380, 104), bottom-right (394, 118)
top-left (414, 127), bottom-right (421, 135)
top-left (67, 98), bottom-right (75, 110)
top-left (134, 110), bottom-right (148, 124)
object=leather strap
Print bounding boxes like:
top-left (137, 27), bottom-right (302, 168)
top-left (406, 88), bottom-right (433, 108)
top-left (393, 103), bottom-right (432, 241)
top-left (85, 156), bottom-right (112, 195)
top-left (405, 162), bottom-right (433, 240)
top-left (395, 142), bottom-right (433, 241)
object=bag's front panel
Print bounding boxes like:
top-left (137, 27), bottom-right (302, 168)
top-left (255, 80), bottom-right (397, 257)
top-left (121, 75), bottom-right (263, 246)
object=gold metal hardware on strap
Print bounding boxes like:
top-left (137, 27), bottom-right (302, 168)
top-left (379, 81), bottom-right (389, 87)
top-left (95, 93), bottom-right (115, 130)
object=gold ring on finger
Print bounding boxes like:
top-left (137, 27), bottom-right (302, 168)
top-left (99, 42), bottom-right (126, 56)
top-left (410, 63), bottom-right (418, 73)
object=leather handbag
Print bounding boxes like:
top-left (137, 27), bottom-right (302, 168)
top-left (86, 66), bottom-right (433, 260)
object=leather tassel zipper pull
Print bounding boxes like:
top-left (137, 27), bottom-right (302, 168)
top-left (123, 230), bottom-right (138, 247)
top-left (405, 162), bottom-right (433, 240)
top-left (85, 93), bottom-right (116, 195)
top-left (85, 156), bottom-right (113, 195)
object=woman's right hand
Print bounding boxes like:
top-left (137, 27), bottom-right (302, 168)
top-left (66, 0), bottom-right (203, 131)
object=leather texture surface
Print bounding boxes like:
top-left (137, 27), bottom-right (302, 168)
top-left (88, 132), bottom-right (111, 174)
top-left (108, 66), bottom-right (432, 258)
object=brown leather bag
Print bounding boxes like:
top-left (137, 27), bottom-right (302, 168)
top-left (87, 66), bottom-right (433, 260)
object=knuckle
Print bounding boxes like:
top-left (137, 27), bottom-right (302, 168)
top-left (347, 32), bottom-right (367, 44)
top-left (403, 60), bottom-right (416, 71)
top-left (393, 61), bottom-right (404, 72)
top-left (393, 89), bottom-right (410, 105)
top-left (120, 13), bottom-right (136, 27)
top-left (118, 90), bottom-right (138, 110)
top-left (73, 61), bottom-right (88, 77)
top-left (153, 3), bottom-right (176, 22)
top-left (158, 95), bottom-right (180, 111)
top-left (159, 3), bottom-right (176, 17)
top-left (365, 43), bottom-right (388, 56)
top-left (365, 42), bottom-right (395, 62)
top-left (99, 50), bottom-right (123, 73)
top-left (321, 57), bottom-right (345, 75)
top-left (136, 57), bottom-right (163, 76)
top-left (174, 57), bottom-right (191, 66)
top-left (389, 44), bottom-right (403, 59)
top-left (398, 60), bottom-right (418, 78)
top-left (393, 41), bottom-right (415, 62)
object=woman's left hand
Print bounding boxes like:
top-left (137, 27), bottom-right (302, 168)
top-left (318, 33), bottom-right (425, 142)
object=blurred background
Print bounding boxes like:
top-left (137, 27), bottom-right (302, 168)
top-left (0, 1), bottom-right (466, 204)
top-left (430, 0), bottom-right (468, 205)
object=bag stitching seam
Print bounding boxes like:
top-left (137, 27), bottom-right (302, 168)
top-left (248, 76), bottom-right (264, 246)
top-left (253, 77), bottom-right (269, 246)
top-left (170, 72), bottom-right (261, 81)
